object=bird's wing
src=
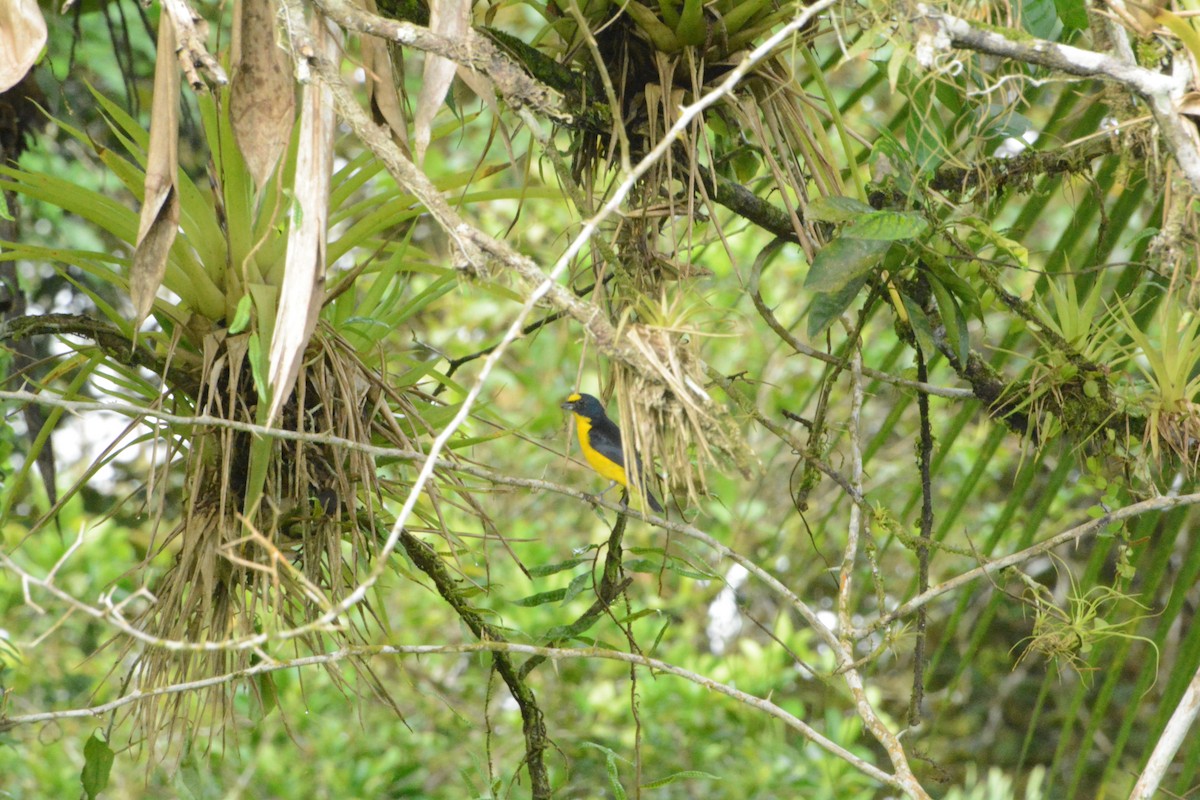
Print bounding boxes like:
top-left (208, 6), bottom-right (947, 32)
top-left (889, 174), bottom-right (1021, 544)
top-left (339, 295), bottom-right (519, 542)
top-left (590, 418), bottom-right (658, 498)
top-left (587, 421), bottom-right (627, 469)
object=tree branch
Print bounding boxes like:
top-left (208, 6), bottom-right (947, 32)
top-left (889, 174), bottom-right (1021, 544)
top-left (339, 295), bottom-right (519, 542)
top-left (835, 330), bottom-right (932, 800)
top-left (913, 5), bottom-right (1200, 193)
top-left (0, 639), bottom-right (906, 789)
top-left (908, 349), bottom-right (934, 725)
top-left (311, 0), bottom-right (571, 124)
top-left (1130, 660), bottom-right (1200, 799)
top-left (0, 312), bottom-right (200, 394)
top-left (856, 491), bottom-right (1200, 637)
top-left (0, 389), bottom-right (829, 661)
top-left (400, 530), bottom-right (551, 799)
top-left (160, 0), bottom-right (228, 89)
top-left (922, 133), bottom-right (1127, 199)
top-left (696, 163), bottom-right (803, 244)
top-left (519, 513), bottom-right (632, 679)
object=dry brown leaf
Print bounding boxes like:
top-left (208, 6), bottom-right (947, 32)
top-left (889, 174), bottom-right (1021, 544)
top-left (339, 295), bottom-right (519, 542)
top-left (230, 0), bottom-right (296, 191)
top-left (131, 17), bottom-right (182, 328)
top-left (414, 0), bottom-right (470, 164)
top-left (1179, 92), bottom-right (1200, 118)
top-left (130, 191), bottom-right (181, 326)
top-left (362, 0), bottom-right (409, 151)
top-left (0, 0), bottom-right (45, 92)
top-left (266, 14), bottom-right (339, 425)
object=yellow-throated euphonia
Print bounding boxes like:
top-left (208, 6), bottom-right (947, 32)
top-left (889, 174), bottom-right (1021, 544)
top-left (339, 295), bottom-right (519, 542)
top-left (561, 392), bottom-right (663, 513)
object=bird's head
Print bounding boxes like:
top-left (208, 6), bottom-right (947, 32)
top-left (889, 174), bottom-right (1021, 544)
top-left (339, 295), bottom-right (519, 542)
top-left (560, 392), bottom-right (606, 420)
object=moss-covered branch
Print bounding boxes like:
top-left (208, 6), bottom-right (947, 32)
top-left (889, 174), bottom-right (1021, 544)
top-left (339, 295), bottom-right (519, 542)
top-left (928, 134), bottom-right (1126, 198)
top-left (0, 313), bottom-right (200, 395)
top-left (914, 5), bottom-right (1200, 193)
top-left (400, 530), bottom-right (552, 799)
top-left (519, 512), bottom-right (632, 679)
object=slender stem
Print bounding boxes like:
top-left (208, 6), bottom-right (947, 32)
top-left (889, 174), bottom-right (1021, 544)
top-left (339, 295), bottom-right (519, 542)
top-left (0, 640), bottom-right (905, 791)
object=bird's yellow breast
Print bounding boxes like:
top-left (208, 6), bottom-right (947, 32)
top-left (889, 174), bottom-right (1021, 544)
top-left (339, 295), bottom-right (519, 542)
top-left (574, 413), bottom-right (628, 486)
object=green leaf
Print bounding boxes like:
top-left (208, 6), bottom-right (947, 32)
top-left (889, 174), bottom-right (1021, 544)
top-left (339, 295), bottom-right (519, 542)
top-left (664, 563), bottom-right (716, 580)
top-left (422, 401), bottom-right (467, 430)
top-left (929, 273), bottom-right (970, 364)
top-left (903, 74), bottom-right (946, 175)
top-left (392, 273), bottom-right (459, 328)
top-left (525, 561), bottom-right (590, 578)
top-left (805, 237), bottom-right (890, 293)
top-left (807, 195), bottom-right (874, 223)
top-left (933, 69), bottom-right (968, 116)
top-left (1020, 0), bottom-right (1063, 39)
top-left (625, 548), bottom-right (719, 579)
top-left (0, 167), bottom-right (138, 247)
top-left (581, 741), bottom-right (629, 762)
top-left (561, 571), bottom-right (592, 605)
top-left (582, 743), bottom-right (629, 800)
top-left (255, 672), bottom-right (279, 719)
top-left (869, 124), bottom-right (918, 195)
top-left (1052, 0), bottom-right (1087, 29)
top-left (730, 149), bottom-right (761, 184)
top-left (514, 589), bottom-right (568, 606)
top-left (1124, 227), bottom-right (1159, 247)
top-left (650, 618), bottom-right (671, 653)
top-left (641, 770), bottom-right (722, 789)
top-left (174, 747), bottom-right (220, 800)
top-left (808, 274), bottom-right (870, 338)
top-left (81, 732), bottom-right (115, 800)
top-left (927, 257), bottom-right (983, 322)
top-left (247, 333), bottom-right (269, 405)
top-left (608, 757), bottom-right (628, 800)
top-left (706, 112), bottom-right (730, 139)
top-left (228, 294), bottom-right (254, 335)
top-left (446, 431), bottom-right (509, 449)
top-left (976, 106), bottom-right (1033, 141)
top-left (390, 357), bottom-right (450, 393)
top-left (842, 211), bottom-right (928, 241)
top-left (614, 608), bottom-right (661, 625)
top-left (901, 293), bottom-right (938, 358)
top-left (960, 218), bottom-right (1029, 268)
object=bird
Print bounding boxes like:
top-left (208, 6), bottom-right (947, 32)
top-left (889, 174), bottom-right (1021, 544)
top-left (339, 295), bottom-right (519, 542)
top-left (560, 392), bottom-right (664, 514)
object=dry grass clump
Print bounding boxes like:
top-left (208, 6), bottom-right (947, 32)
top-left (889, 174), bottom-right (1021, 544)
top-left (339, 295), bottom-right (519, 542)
top-left (611, 294), bottom-right (757, 508)
top-left (122, 325), bottom-right (460, 751)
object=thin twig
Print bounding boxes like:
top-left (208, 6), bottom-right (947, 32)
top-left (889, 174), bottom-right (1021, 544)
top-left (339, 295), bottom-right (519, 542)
top-left (747, 249), bottom-right (973, 400)
top-left (908, 349), bottom-right (934, 726)
top-left (856, 491), bottom-right (1200, 637)
top-left (704, 369), bottom-right (869, 508)
top-left (0, 641), bottom-right (904, 791)
top-left (519, 513), bottom-right (631, 679)
top-left (399, 530), bottom-right (551, 799)
top-left (0, 388), bottom-right (832, 658)
top-left (834, 337), bottom-right (932, 800)
top-left (913, 5), bottom-right (1200, 193)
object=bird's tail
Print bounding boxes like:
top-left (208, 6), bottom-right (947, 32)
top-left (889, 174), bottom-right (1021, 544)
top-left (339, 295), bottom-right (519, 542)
top-left (632, 477), bottom-right (663, 513)
top-left (631, 458), bottom-right (663, 514)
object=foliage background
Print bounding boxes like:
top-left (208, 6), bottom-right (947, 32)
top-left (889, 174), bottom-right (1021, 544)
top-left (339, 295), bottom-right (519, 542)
top-left (2, 0), bottom-right (1200, 798)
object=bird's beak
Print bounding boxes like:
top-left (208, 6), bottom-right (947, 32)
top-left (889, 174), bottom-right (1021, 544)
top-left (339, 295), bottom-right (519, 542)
top-left (560, 400), bottom-right (574, 411)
